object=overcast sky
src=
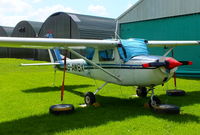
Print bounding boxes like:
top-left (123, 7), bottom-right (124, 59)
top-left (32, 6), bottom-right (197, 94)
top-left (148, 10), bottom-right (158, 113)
top-left (0, 0), bottom-right (138, 27)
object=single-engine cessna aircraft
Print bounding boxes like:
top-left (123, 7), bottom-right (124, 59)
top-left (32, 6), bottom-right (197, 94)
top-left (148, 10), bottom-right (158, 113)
top-left (0, 37), bottom-right (199, 109)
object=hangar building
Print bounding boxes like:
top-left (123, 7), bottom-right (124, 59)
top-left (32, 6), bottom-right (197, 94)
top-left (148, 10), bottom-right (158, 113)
top-left (0, 26), bottom-right (14, 57)
top-left (10, 21), bottom-right (43, 60)
top-left (39, 12), bottom-right (116, 39)
top-left (117, 0), bottom-right (200, 77)
top-left (38, 12), bottom-right (116, 59)
top-left (12, 21), bottom-right (42, 37)
top-left (0, 26), bottom-right (14, 37)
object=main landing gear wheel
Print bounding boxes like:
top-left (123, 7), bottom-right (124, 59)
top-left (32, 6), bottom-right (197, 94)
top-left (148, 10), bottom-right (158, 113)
top-left (166, 89), bottom-right (186, 96)
top-left (84, 92), bottom-right (96, 105)
top-left (136, 86), bottom-right (147, 97)
top-left (49, 104), bottom-right (74, 115)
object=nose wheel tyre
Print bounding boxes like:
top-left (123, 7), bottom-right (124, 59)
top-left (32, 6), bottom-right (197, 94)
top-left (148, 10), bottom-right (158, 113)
top-left (84, 92), bottom-right (96, 105)
top-left (136, 87), bottom-right (147, 97)
top-left (153, 104), bottom-right (180, 114)
top-left (148, 96), bottom-right (180, 114)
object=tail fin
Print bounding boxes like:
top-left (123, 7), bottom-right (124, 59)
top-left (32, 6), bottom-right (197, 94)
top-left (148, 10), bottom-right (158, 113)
top-left (48, 49), bottom-right (63, 63)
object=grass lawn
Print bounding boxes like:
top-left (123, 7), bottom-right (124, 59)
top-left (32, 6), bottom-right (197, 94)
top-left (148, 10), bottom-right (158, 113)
top-left (0, 58), bottom-right (200, 135)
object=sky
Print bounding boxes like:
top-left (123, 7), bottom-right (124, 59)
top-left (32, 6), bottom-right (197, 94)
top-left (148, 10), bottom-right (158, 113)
top-left (0, 0), bottom-right (139, 27)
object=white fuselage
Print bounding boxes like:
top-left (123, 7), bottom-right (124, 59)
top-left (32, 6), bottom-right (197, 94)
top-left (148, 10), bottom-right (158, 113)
top-left (57, 55), bottom-right (175, 87)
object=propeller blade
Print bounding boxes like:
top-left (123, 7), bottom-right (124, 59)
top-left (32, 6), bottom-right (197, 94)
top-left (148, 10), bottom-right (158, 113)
top-left (61, 55), bottom-right (67, 101)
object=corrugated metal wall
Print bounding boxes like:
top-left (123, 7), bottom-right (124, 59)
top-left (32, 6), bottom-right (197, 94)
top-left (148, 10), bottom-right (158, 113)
top-left (0, 26), bottom-right (8, 37)
top-left (0, 26), bottom-right (9, 58)
top-left (0, 26), bottom-right (14, 58)
top-left (120, 14), bottom-right (200, 77)
top-left (2, 27), bottom-right (14, 36)
top-left (118, 0), bottom-right (200, 23)
top-left (0, 21), bottom-right (44, 60)
top-left (70, 13), bottom-right (115, 39)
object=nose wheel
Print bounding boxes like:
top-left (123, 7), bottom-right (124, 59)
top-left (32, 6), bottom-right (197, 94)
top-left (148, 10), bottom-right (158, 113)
top-left (147, 87), bottom-right (180, 114)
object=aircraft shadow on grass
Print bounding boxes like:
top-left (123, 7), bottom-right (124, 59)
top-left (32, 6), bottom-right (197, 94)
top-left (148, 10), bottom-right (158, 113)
top-left (0, 86), bottom-right (200, 135)
top-left (22, 84), bottom-right (94, 93)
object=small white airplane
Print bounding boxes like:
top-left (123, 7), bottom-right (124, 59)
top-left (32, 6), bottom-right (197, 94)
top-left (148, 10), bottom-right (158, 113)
top-left (0, 37), bottom-right (199, 108)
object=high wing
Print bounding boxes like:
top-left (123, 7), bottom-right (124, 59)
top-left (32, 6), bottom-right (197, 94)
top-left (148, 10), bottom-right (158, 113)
top-left (0, 37), bottom-right (200, 49)
top-left (147, 40), bottom-right (200, 47)
top-left (0, 37), bottom-right (119, 49)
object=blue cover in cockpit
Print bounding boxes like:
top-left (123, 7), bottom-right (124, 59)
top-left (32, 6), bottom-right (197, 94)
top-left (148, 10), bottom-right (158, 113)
top-left (118, 39), bottom-right (149, 62)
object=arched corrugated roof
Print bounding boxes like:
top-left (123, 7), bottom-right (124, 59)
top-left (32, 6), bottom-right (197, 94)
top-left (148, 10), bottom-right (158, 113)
top-left (10, 21), bottom-right (43, 60)
top-left (12, 21), bottom-right (43, 37)
top-left (0, 26), bottom-right (14, 37)
top-left (39, 12), bottom-right (79, 38)
top-left (39, 12), bottom-right (116, 39)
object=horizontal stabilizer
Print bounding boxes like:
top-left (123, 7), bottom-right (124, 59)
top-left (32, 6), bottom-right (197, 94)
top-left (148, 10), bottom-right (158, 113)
top-left (21, 63), bottom-right (61, 66)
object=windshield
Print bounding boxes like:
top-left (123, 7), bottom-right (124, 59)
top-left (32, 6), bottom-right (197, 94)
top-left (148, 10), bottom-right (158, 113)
top-left (118, 39), bottom-right (149, 62)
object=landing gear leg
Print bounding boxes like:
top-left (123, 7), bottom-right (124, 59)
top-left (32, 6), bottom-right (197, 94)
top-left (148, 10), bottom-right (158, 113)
top-left (148, 87), bottom-right (161, 108)
top-left (84, 82), bottom-right (108, 105)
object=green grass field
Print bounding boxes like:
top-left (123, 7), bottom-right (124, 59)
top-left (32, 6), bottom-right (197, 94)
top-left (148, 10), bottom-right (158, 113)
top-left (0, 58), bottom-right (200, 135)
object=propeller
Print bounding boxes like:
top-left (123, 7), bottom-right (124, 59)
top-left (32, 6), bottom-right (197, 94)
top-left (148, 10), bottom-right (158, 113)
top-left (61, 55), bottom-right (67, 101)
top-left (170, 50), bottom-right (192, 88)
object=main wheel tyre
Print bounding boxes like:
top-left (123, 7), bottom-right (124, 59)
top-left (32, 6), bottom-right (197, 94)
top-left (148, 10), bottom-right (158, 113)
top-left (84, 92), bottom-right (96, 105)
top-left (49, 104), bottom-right (74, 115)
top-left (166, 89), bottom-right (186, 96)
top-left (136, 87), bottom-right (147, 97)
top-left (148, 96), bottom-right (161, 108)
top-left (153, 104), bottom-right (180, 114)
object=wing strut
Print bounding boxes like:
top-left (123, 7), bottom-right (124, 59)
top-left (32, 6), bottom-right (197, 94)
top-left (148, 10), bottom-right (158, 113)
top-left (163, 47), bottom-right (175, 57)
top-left (66, 48), bottom-right (121, 82)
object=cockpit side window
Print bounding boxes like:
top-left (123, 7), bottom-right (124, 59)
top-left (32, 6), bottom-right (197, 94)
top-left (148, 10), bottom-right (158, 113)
top-left (99, 49), bottom-right (114, 61)
top-left (85, 47), bottom-right (95, 60)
